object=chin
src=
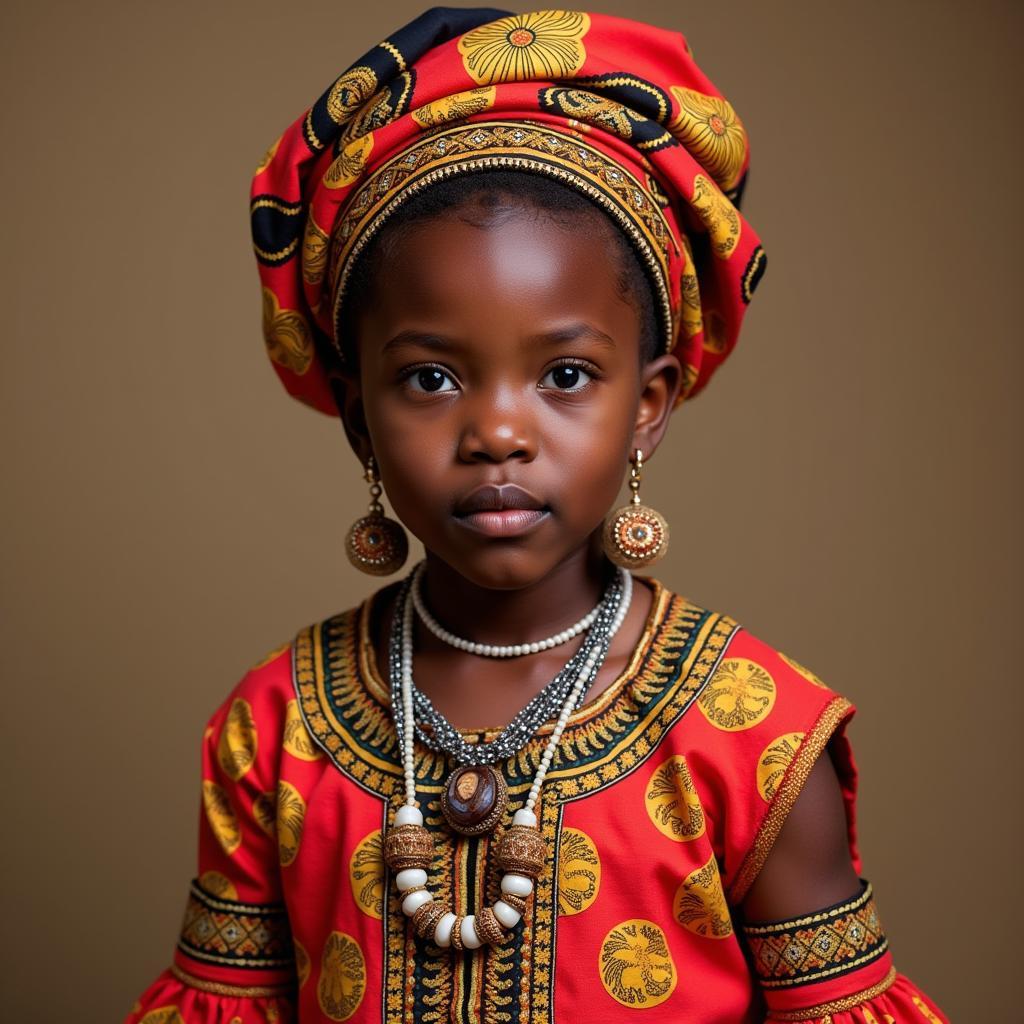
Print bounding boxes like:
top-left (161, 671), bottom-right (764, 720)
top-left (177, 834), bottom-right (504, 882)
top-left (429, 545), bottom-right (572, 593)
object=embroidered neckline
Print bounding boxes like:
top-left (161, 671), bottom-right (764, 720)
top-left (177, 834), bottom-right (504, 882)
top-left (293, 579), bottom-right (739, 802)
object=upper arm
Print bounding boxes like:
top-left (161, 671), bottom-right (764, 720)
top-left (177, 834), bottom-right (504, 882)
top-left (740, 744), bottom-right (861, 923)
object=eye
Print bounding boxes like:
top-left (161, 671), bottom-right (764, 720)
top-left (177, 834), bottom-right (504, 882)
top-left (405, 366), bottom-right (457, 393)
top-left (539, 362), bottom-right (594, 392)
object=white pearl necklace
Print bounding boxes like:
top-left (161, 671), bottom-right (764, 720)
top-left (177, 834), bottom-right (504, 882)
top-left (390, 570), bottom-right (633, 950)
top-left (411, 561), bottom-right (617, 657)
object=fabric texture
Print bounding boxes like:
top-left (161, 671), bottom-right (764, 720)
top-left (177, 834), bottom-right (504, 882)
top-left (251, 7), bottom-right (768, 415)
top-left (125, 579), bottom-right (947, 1022)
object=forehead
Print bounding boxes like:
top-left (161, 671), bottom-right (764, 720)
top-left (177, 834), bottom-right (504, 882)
top-left (358, 210), bottom-right (641, 349)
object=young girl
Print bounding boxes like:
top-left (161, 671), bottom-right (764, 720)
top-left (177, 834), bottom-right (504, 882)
top-left (126, 8), bottom-right (948, 1022)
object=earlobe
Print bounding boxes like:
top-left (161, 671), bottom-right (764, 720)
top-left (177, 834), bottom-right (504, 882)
top-left (330, 372), bottom-right (372, 463)
top-left (631, 353), bottom-right (683, 456)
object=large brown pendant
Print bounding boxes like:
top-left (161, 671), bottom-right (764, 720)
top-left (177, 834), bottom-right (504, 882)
top-left (440, 765), bottom-right (507, 836)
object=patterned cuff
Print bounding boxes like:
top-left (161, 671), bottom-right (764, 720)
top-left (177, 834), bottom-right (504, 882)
top-left (177, 877), bottom-right (295, 976)
top-left (741, 880), bottom-right (888, 990)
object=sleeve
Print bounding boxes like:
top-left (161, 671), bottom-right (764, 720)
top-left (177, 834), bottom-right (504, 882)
top-left (741, 882), bottom-right (949, 1023)
top-left (125, 647), bottom-right (299, 1023)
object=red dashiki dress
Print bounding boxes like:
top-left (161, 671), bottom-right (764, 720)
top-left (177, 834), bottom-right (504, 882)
top-left (126, 579), bottom-right (948, 1022)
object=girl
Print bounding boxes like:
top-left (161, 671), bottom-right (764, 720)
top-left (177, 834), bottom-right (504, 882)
top-left (127, 8), bottom-right (948, 1022)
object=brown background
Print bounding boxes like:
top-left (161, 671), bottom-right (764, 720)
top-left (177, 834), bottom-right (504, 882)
top-left (2, 0), bottom-right (1020, 1019)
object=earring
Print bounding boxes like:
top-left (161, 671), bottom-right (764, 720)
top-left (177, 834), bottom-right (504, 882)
top-left (602, 448), bottom-right (669, 568)
top-left (345, 455), bottom-right (409, 575)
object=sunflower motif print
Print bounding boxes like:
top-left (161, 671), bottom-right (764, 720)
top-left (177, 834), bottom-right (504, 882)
top-left (669, 86), bottom-right (747, 192)
top-left (698, 658), bottom-right (776, 731)
top-left (458, 11), bottom-right (591, 85)
top-left (673, 855), bottom-right (733, 938)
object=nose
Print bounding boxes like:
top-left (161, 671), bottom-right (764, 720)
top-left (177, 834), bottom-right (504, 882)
top-left (456, 387), bottom-right (537, 464)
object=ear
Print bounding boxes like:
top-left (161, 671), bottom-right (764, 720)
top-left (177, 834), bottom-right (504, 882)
top-left (329, 370), bottom-right (372, 465)
top-left (631, 352), bottom-right (683, 457)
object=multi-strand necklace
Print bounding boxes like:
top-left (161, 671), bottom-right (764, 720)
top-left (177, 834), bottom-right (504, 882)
top-left (383, 563), bottom-right (633, 952)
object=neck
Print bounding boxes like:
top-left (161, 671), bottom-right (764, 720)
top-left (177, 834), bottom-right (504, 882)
top-left (419, 537), bottom-right (611, 647)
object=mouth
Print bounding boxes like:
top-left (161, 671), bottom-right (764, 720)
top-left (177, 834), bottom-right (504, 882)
top-left (453, 484), bottom-right (551, 538)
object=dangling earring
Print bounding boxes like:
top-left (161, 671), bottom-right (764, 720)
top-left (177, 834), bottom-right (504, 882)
top-left (602, 448), bottom-right (669, 568)
top-left (345, 455), bottom-right (409, 575)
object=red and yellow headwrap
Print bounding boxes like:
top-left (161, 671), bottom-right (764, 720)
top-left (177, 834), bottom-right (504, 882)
top-left (251, 7), bottom-right (766, 414)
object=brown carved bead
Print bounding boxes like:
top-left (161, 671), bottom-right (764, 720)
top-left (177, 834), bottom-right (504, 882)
top-left (476, 906), bottom-right (507, 947)
top-left (450, 915), bottom-right (466, 952)
top-left (495, 826), bottom-right (547, 880)
top-left (383, 824), bottom-right (434, 872)
top-left (499, 892), bottom-right (528, 916)
top-left (412, 900), bottom-right (449, 941)
top-left (441, 765), bottom-right (507, 835)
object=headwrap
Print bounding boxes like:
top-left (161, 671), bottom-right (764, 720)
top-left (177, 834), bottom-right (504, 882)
top-left (251, 7), bottom-right (766, 414)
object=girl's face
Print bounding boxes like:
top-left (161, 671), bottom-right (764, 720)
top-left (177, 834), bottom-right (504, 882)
top-left (342, 203), bottom-right (681, 590)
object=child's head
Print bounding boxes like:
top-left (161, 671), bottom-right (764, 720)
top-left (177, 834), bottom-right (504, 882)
top-left (335, 169), bottom-right (683, 589)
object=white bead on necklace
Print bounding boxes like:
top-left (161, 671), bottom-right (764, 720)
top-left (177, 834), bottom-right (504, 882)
top-left (411, 561), bottom-right (608, 656)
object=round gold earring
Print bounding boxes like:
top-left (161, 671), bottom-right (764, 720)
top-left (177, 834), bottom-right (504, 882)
top-left (602, 448), bottom-right (669, 568)
top-left (345, 455), bottom-right (409, 575)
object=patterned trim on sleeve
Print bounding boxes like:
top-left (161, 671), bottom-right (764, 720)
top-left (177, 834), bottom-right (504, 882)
top-left (742, 881), bottom-right (888, 989)
top-left (764, 965), bottom-right (898, 1020)
top-left (170, 963), bottom-right (296, 997)
top-left (177, 877), bottom-right (294, 970)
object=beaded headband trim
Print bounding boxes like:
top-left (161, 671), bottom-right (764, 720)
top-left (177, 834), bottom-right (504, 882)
top-left (327, 119), bottom-right (676, 358)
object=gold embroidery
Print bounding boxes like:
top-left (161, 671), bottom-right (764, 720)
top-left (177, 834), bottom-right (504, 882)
top-left (756, 732), bottom-right (805, 802)
top-left (283, 698), bottom-right (322, 761)
top-left (599, 919), bottom-right (678, 1008)
top-left (411, 86), bottom-right (496, 128)
top-left (690, 173), bottom-right (741, 259)
top-left (326, 66), bottom-right (378, 125)
top-left (202, 780), bottom-right (240, 855)
top-left (323, 133), bottom-right (375, 190)
top-left (698, 658), bottom-right (776, 731)
top-left (170, 963), bottom-right (297, 997)
top-left (765, 966), bottom-right (897, 1020)
top-left (197, 870), bottom-right (237, 899)
top-left (673, 855), bottom-right (733, 938)
top-left (302, 214), bottom-right (330, 288)
top-left (342, 72), bottom-right (414, 143)
top-left (669, 86), bottom-right (747, 192)
top-left (261, 287), bottom-right (314, 376)
top-left (729, 696), bottom-right (855, 903)
top-left (218, 698), bottom-right (257, 781)
top-left (458, 11), bottom-right (591, 85)
top-left (276, 780), bottom-right (306, 866)
top-left (557, 827), bottom-right (601, 915)
top-left (679, 235), bottom-right (703, 338)
top-left (779, 652), bottom-right (828, 688)
top-left (349, 830), bottom-right (385, 919)
top-left (645, 754), bottom-right (706, 841)
top-left (318, 931), bottom-right (367, 1021)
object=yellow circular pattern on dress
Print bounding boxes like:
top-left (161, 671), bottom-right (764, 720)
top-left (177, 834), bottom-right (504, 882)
top-left (697, 658), bottom-right (776, 731)
top-left (599, 919), bottom-right (678, 1008)
top-left (324, 133), bottom-right (375, 190)
top-left (252, 790), bottom-right (276, 837)
top-left (756, 732), bottom-right (805, 802)
top-left (261, 287), bottom-right (314, 376)
top-left (202, 780), bottom-right (241, 855)
top-left (779, 652), bottom-right (828, 688)
top-left (672, 855), bottom-right (733, 939)
top-left (557, 827), bottom-right (601, 915)
top-left (284, 698), bottom-right (323, 762)
top-left (690, 173), bottom-right (741, 259)
top-left (197, 870), bottom-right (237, 899)
top-left (276, 780), bottom-right (306, 866)
top-left (668, 86), bottom-right (747, 193)
top-left (645, 755), bottom-right (706, 842)
top-left (218, 698), bottom-right (258, 781)
top-left (139, 1008), bottom-right (185, 1024)
top-left (458, 11), bottom-right (591, 85)
top-left (294, 938), bottom-right (311, 988)
top-left (318, 931), bottom-right (366, 1021)
top-left (411, 86), bottom-right (496, 128)
top-left (349, 830), bottom-right (385, 919)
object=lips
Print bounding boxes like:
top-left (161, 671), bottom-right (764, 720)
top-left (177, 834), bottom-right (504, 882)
top-left (453, 484), bottom-right (550, 538)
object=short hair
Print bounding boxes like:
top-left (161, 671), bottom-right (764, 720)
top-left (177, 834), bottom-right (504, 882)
top-left (336, 169), bottom-right (659, 366)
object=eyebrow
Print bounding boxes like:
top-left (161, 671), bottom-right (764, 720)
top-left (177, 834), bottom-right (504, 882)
top-left (381, 322), bottom-right (617, 354)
